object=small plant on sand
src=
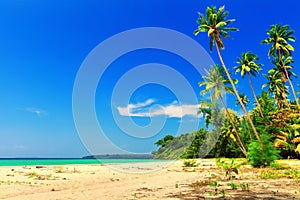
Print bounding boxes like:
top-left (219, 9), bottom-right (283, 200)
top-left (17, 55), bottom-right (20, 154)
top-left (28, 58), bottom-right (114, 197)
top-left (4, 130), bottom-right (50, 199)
top-left (28, 172), bottom-right (38, 178)
top-left (212, 181), bottom-right (218, 188)
top-left (207, 182), bottom-right (226, 197)
top-left (28, 172), bottom-right (52, 180)
top-left (220, 189), bottom-right (225, 197)
top-left (216, 158), bottom-right (240, 180)
top-left (192, 179), bottom-right (213, 187)
top-left (55, 167), bottom-right (64, 173)
top-left (227, 182), bottom-right (238, 190)
top-left (240, 183), bottom-right (249, 191)
top-left (183, 159), bottom-right (198, 167)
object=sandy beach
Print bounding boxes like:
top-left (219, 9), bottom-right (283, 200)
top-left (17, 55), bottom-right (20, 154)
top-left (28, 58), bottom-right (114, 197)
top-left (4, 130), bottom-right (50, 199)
top-left (1, 159), bottom-right (300, 200)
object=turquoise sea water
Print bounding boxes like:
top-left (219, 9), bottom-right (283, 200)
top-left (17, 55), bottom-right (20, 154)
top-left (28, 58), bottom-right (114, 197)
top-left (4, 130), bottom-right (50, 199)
top-left (0, 158), bottom-right (161, 166)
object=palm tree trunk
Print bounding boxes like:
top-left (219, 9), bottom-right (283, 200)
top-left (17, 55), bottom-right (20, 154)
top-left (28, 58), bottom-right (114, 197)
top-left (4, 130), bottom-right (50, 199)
top-left (219, 93), bottom-right (247, 157)
top-left (215, 42), bottom-right (263, 147)
top-left (278, 50), bottom-right (299, 108)
top-left (285, 69), bottom-right (299, 107)
top-left (248, 74), bottom-right (264, 118)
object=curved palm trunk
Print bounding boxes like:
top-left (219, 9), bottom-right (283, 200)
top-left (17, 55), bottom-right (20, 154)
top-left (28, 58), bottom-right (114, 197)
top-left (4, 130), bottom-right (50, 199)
top-left (248, 74), bottom-right (264, 118)
top-left (285, 68), bottom-right (298, 107)
top-left (219, 93), bottom-right (247, 157)
top-left (215, 42), bottom-right (263, 147)
top-left (278, 50), bottom-right (299, 108)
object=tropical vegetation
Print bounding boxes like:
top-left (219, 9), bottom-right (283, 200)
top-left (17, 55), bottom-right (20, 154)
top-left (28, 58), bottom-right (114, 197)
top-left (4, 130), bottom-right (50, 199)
top-left (153, 5), bottom-right (300, 167)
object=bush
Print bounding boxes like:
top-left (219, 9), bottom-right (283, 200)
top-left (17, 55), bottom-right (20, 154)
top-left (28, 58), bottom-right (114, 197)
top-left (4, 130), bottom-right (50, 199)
top-left (247, 134), bottom-right (280, 168)
top-left (183, 159), bottom-right (198, 167)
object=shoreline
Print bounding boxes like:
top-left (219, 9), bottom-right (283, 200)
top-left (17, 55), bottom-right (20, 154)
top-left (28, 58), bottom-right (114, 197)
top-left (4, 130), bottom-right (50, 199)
top-left (0, 158), bottom-right (171, 167)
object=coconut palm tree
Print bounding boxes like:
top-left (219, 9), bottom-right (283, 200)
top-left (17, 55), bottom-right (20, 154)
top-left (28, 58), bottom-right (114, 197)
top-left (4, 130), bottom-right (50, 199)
top-left (194, 5), bottom-right (262, 146)
top-left (235, 94), bottom-right (250, 107)
top-left (261, 24), bottom-right (295, 57)
top-left (261, 24), bottom-right (298, 107)
top-left (262, 68), bottom-right (289, 109)
top-left (234, 52), bottom-right (264, 118)
top-left (198, 100), bottom-right (212, 128)
top-left (199, 65), bottom-right (247, 156)
top-left (271, 56), bottom-right (297, 82)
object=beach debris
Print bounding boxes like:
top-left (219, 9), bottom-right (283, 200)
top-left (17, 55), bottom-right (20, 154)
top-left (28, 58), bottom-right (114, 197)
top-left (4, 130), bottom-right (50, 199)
top-left (22, 166), bottom-right (31, 170)
top-left (6, 174), bottom-right (14, 176)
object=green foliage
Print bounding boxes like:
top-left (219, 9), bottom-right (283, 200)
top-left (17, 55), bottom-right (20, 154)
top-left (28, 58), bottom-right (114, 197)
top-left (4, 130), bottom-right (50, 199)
top-left (220, 189), bottom-right (225, 196)
top-left (194, 5), bottom-right (238, 51)
top-left (227, 182), bottom-right (238, 190)
top-left (192, 179), bottom-right (213, 187)
top-left (211, 181), bottom-right (218, 188)
top-left (183, 159), bottom-right (199, 167)
top-left (155, 135), bottom-right (174, 148)
top-left (27, 172), bottom-right (52, 180)
top-left (247, 133), bottom-right (280, 168)
top-left (216, 158), bottom-right (241, 180)
top-left (270, 162), bottom-right (290, 170)
top-left (260, 169), bottom-right (300, 180)
top-left (240, 183), bottom-right (249, 191)
top-left (270, 109), bottom-right (300, 158)
top-left (153, 131), bottom-right (202, 159)
top-left (181, 129), bottom-right (207, 158)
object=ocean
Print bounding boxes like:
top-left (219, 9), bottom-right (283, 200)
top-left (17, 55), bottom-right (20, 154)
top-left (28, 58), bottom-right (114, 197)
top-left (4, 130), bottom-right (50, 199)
top-left (0, 158), bottom-right (160, 167)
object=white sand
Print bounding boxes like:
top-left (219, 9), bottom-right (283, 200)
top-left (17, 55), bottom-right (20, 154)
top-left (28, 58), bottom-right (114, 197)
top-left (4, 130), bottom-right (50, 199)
top-left (1, 159), bottom-right (300, 200)
top-left (0, 160), bottom-right (203, 200)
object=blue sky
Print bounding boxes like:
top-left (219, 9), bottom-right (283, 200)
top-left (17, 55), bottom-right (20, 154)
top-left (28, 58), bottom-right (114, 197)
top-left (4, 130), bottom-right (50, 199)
top-left (0, 0), bottom-right (299, 158)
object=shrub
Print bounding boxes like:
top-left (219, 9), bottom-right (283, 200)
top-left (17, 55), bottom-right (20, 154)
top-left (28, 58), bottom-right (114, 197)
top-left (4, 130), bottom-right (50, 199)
top-left (247, 134), bottom-right (280, 168)
top-left (183, 159), bottom-right (198, 167)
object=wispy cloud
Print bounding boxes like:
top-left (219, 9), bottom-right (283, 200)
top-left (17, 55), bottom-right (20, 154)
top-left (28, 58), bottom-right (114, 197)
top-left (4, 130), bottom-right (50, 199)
top-left (22, 107), bottom-right (47, 116)
top-left (14, 145), bottom-right (26, 150)
top-left (117, 99), bottom-right (201, 118)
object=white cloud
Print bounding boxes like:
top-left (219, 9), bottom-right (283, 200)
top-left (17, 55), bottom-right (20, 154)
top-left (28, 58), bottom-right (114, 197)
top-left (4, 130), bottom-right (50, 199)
top-left (23, 107), bottom-right (47, 116)
top-left (14, 145), bottom-right (26, 149)
top-left (117, 99), bottom-right (201, 118)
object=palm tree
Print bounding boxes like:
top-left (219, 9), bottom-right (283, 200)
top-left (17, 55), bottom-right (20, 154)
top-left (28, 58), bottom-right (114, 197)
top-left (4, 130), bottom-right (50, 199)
top-left (262, 68), bottom-right (289, 109)
top-left (198, 100), bottom-right (212, 128)
top-left (261, 24), bottom-right (298, 107)
top-left (199, 65), bottom-right (247, 156)
top-left (194, 5), bottom-right (262, 146)
top-left (234, 52), bottom-right (264, 118)
top-left (221, 109), bottom-right (243, 150)
top-left (261, 24), bottom-right (295, 57)
top-left (271, 56), bottom-right (297, 82)
top-left (236, 94), bottom-right (250, 107)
